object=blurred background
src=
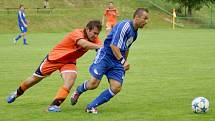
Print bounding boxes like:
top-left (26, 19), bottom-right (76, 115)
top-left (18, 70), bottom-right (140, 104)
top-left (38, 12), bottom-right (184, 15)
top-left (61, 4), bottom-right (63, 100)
top-left (0, 0), bottom-right (214, 33)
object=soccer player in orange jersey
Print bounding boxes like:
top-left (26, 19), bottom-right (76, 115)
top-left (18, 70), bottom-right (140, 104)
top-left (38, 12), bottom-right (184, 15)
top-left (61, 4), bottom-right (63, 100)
top-left (102, 1), bottom-right (119, 35)
top-left (7, 20), bottom-right (102, 112)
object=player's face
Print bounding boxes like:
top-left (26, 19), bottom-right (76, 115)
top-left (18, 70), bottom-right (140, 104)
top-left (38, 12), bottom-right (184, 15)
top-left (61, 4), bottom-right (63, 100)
top-left (20, 6), bottom-right (25, 11)
top-left (108, 3), bottom-right (114, 9)
top-left (86, 27), bottom-right (100, 41)
top-left (136, 11), bottom-right (149, 28)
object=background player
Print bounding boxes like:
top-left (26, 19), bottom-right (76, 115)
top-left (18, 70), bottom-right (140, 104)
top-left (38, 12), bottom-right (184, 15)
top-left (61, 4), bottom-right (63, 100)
top-left (14, 4), bottom-right (29, 45)
top-left (7, 20), bottom-right (102, 112)
top-left (102, 1), bottom-right (119, 35)
top-left (71, 8), bottom-right (149, 114)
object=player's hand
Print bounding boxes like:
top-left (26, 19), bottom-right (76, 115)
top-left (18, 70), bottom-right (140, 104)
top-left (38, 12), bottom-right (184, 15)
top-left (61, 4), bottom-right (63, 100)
top-left (26, 20), bottom-right (30, 24)
top-left (123, 61), bottom-right (130, 71)
top-left (27, 20), bottom-right (29, 24)
top-left (26, 20), bottom-right (30, 26)
top-left (98, 44), bottom-right (102, 48)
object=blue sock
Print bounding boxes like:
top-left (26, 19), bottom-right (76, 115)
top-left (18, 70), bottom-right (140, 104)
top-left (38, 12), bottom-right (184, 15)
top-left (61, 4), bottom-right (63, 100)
top-left (76, 80), bottom-right (88, 95)
top-left (87, 88), bottom-right (115, 109)
top-left (23, 38), bottom-right (27, 44)
top-left (15, 35), bottom-right (21, 41)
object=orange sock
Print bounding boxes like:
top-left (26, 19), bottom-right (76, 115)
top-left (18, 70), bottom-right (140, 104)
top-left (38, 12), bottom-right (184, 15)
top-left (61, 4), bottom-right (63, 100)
top-left (54, 86), bottom-right (70, 99)
top-left (51, 86), bottom-right (70, 106)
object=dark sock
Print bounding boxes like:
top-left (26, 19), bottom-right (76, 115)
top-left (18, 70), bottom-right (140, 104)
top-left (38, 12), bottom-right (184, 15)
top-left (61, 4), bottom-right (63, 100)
top-left (50, 98), bottom-right (65, 106)
top-left (17, 87), bottom-right (24, 96)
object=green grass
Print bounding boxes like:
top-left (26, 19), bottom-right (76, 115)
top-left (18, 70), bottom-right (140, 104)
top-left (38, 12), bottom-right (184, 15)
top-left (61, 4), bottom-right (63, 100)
top-left (0, 29), bottom-right (215, 121)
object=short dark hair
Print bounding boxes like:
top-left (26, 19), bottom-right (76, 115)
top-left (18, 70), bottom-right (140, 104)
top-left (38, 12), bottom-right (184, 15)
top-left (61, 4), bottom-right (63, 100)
top-left (86, 20), bottom-right (102, 31)
top-left (133, 8), bottom-right (149, 18)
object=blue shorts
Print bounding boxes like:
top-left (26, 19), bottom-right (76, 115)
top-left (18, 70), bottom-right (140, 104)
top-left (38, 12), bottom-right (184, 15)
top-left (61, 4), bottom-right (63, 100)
top-left (89, 52), bottom-right (125, 84)
top-left (19, 25), bottom-right (27, 33)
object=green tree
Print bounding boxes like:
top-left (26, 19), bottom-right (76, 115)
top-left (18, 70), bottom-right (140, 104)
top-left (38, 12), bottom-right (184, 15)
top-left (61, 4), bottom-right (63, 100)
top-left (168, 0), bottom-right (215, 16)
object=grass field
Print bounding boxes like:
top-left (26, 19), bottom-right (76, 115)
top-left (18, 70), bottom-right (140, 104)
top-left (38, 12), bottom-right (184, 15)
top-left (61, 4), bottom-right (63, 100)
top-left (0, 29), bottom-right (215, 121)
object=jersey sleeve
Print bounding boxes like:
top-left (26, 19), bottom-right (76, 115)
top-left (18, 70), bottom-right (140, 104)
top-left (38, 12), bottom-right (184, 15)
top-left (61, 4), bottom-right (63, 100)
top-left (111, 22), bottom-right (130, 49)
top-left (70, 30), bottom-right (85, 44)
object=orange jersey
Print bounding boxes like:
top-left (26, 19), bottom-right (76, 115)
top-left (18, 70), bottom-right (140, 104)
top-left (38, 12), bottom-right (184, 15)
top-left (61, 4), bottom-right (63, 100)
top-left (48, 29), bottom-right (101, 64)
top-left (104, 8), bottom-right (118, 24)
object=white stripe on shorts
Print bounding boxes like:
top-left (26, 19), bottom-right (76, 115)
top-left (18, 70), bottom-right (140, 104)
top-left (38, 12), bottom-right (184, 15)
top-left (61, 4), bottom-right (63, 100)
top-left (61, 70), bottom-right (77, 74)
top-left (33, 73), bottom-right (45, 78)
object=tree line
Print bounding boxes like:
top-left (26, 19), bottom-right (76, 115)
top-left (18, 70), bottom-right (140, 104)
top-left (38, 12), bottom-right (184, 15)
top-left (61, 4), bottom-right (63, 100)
top-left (167, 0), bottom-right (215, 16)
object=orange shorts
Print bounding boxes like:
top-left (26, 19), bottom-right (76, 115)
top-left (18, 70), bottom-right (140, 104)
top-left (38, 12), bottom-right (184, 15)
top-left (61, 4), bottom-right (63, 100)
top-left (33, 57), bottom-right (77, 77)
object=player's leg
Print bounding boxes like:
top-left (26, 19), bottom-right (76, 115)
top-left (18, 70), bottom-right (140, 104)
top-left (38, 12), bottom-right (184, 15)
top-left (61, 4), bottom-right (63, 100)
top-left (86, 67), bottom-right (124, 114)
top-left (14, 34), bottom-right (22, 44)
top-left (86, 79), bottom-right (121, 114)
top-left (7, 57), bottom-right (51, 103)
top-left (7, 75), bottom-right (44, 103)
top-left (70, 76), bottom-right (100, 105)
top-left (14, 26), bottom-right (24, 44)
top-left (48, 64), bottom-right (77, 112)
top-left (70, 61), bottom-right (105, 105)
top-left (22, 32), bottom-right (28, 45)
top-left (21, 27), bottom-right (28, 45)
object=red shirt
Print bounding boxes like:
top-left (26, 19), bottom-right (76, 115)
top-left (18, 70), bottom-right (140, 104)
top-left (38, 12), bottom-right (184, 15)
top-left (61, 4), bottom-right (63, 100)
top-left (104, 8), bottom-right (118, 24)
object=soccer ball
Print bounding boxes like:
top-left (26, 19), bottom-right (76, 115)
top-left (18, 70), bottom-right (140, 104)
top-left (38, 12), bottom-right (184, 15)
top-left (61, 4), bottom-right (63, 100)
top-left (192, 97), bottom-right (209, 113)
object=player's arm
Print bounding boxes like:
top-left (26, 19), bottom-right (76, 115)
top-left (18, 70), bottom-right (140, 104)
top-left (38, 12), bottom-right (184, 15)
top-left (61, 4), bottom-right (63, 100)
top-left (110, 44), bottom-right (123, 60)
top-left (110, 22), bottom-right (131, 70)
top-left (110, 44), bottom-right (129, 71)
top-left (20, 12), bottom-right (27, 27)
top-left (21, 19), bottom-right (27, 27)
top-left (77, 39), bottom-right (101, 50)
top-left (102, 15), bottom-right (105, 26)
top-left (116, 8), bottom-right (119, 17)
top-left (125, 50), bottom-right (129, 60)
top-left (102, 10), bottom-right (107, 26)
top-left (124, 50), bottom-right (129, 71)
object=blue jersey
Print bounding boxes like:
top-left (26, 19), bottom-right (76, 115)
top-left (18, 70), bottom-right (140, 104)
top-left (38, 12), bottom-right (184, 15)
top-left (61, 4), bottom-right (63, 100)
top-left (90, 20), bottom-right (138, 83)
top-left (103, 20), bottom-right (137, 59)
top-left (18, 10), bottom-right (27, 27)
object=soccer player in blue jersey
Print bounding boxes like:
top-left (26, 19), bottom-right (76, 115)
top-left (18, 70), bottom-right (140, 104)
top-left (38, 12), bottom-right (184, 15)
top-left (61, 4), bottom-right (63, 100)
top-left (14, 4), bottom-right (28, 45)
top-left (70, 8), bottom-right (149, 114)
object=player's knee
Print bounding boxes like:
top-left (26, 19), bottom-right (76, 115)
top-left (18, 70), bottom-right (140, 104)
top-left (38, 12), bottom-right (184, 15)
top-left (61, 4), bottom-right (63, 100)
top-left (62, 72), bottom-right (77, 89)
top-left (110, 80), bottom-right (122, 93)
top-left (68, 79), bottom-right (75, 85)
top-left (21, 32), bottom-right (26, 36)
top-left (23, 75), bottom-right (43, 87)
top-left (88, 80), bottom-right (99, 89)
top-left (110, 86), bottom-right (121, 94)
top-left (64, 80), bottom-right (75, 89)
